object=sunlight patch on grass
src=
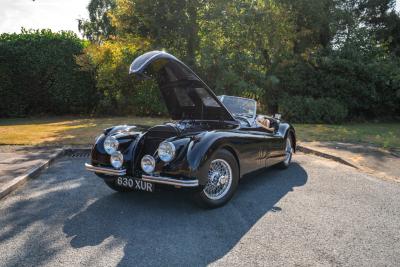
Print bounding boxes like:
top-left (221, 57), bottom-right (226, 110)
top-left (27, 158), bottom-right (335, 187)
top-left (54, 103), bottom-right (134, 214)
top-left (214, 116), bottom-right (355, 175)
top-left (0, 116), bottom-right (167, 146)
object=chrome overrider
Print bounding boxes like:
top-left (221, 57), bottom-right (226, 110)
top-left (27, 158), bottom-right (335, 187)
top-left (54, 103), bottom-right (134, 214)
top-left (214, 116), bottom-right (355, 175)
top-left (85, 163), bottom-right (199, 187)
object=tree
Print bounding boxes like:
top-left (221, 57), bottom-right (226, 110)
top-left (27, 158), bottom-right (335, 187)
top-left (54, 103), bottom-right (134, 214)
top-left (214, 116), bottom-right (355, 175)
top-left (78, 0), bottom-right (116, 42)
top-left (355, 0), bottom-right (400, 56)
top-left (197, 0), bottom-right (294, 112)
top-left (78, 0), bottom-right (400, 121)
top-left (111, 0), bottom-right (201, 67)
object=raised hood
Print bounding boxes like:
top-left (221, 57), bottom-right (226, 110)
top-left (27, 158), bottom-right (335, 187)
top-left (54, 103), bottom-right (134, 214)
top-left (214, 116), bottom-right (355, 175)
top-left (129, 51), bottom-right (235, 121)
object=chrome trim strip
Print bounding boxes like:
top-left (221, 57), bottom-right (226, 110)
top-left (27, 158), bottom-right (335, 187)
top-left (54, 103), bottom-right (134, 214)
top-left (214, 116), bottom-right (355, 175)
top-left (142, 175), bottom-right (199, 187)
top-left (85, 163), bottom-right (126, 176)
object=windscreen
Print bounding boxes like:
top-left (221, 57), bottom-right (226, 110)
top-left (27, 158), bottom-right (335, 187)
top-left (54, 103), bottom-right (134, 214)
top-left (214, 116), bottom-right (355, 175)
top-left (220, 96), bottom-right (256, 118)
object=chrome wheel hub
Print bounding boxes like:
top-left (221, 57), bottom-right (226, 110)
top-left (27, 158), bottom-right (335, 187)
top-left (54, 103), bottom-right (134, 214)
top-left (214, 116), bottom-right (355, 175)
top-left (203, 159), bottom-right (232, 200)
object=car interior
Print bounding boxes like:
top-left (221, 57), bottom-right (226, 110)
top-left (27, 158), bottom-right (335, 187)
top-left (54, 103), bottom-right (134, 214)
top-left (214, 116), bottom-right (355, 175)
top-left (218, 95), bottom-right (279, 131)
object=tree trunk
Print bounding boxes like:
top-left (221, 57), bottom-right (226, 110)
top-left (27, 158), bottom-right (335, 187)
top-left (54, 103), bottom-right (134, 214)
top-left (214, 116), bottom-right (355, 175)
top-left (262, 49), bottom-right (278, 114)
top-left (186, 1), bottom-right (199, 68)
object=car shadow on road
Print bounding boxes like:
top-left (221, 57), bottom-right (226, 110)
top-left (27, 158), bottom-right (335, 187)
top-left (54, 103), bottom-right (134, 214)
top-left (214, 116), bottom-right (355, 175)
top-left (63, 163), bottom-right (307, 266)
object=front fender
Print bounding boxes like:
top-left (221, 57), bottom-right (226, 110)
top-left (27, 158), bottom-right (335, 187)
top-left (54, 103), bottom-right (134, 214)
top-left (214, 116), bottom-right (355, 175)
top-left (185, 131), bottom-right (240, 185)
top-left (90, 125), bottom-right (143, 175)
top-left (158, 131), bottom-right (239, 185)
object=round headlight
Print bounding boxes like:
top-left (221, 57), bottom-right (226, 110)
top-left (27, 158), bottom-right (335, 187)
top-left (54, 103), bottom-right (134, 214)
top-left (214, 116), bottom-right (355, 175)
top-left (104, 135), bottom-right (119, 155)
top-left (141, 155), bottom-right (155, 174)
top-left (110, 151), bottom-right (123, 169)
top-left (158, 142), bottom-right (176, 162)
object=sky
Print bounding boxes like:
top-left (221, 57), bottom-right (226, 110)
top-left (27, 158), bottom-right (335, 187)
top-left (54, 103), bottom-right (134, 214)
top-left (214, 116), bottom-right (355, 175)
top-left (0, 0), bottom-right (90, 36)
top-left (0, 0), bottom-right (400, 37)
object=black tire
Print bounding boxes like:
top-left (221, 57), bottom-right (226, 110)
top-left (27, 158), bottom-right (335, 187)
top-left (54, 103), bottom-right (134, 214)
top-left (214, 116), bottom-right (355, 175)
top-left (104, 179), bottom-right (135, 192)
top-left (194, 149), bottom-right (239, 208)
top-left (277, 134), bottom-right (294, 169)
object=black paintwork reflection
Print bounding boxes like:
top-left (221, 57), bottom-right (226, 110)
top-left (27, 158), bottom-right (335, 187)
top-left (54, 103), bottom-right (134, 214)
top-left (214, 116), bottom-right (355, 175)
top-left (90, 119), bottom-right (295, 185)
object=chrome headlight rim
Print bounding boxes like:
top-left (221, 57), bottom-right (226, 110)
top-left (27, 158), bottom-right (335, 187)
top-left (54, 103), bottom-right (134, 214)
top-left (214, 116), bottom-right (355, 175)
top-left (104, 135), bottom-right (119, 155)
top-left (141, 154), bottom-right (155, 174)
top-left (110, 151), bottom-right (124, 169)
top-left (158, 141), bottom-right (176, 162)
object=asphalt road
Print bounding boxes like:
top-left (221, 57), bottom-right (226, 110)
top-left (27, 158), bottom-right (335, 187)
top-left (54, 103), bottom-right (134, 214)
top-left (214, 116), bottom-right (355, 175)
top-left (0, 154), bottom-right (399, 266)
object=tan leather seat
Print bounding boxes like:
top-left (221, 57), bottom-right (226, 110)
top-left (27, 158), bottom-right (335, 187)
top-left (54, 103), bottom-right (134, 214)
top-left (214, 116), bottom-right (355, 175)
top-left (256, 115), bottom-right (275, 131)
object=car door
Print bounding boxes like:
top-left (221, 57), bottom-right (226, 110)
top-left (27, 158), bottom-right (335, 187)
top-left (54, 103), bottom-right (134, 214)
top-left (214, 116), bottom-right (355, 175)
top-left (236, 123), bottom-right (276, 170)
top-left (265, 128), bottom-right (285, 167)
top-left (248, 118), bottom-right (285, 167)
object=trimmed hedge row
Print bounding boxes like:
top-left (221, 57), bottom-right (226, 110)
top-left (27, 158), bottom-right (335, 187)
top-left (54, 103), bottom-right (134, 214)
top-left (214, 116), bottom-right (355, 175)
top-left (277, 51), bottom-right (400, 123)
top-left (0, 30), bottom-right (96, 117)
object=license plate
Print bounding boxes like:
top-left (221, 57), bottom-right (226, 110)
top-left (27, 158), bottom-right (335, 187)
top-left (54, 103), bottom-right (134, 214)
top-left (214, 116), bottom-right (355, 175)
top-left (116, 177), bottom-right (154, 192)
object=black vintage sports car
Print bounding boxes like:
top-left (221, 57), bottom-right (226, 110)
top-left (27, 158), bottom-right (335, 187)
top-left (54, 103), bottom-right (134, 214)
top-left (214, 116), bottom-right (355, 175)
top-left (85, 50), bottom-right (296, 208)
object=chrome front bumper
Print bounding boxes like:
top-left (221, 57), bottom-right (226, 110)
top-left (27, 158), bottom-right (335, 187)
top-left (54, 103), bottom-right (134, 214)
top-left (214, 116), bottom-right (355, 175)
top-left (142, 175), bottom-right (199, 187)
top-left (85, 163), bottom-right (127, 176)
top-left (85, 163), bottom-right (199, 187)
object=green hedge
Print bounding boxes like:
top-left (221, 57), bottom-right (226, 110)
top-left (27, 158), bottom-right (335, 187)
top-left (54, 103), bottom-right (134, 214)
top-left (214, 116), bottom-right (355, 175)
top-left (0, 29), bottom-right (96, 117)
top-left (276, 50), bottom-right (400, 122)
top-left (280, 96), bottom-right (348, 123)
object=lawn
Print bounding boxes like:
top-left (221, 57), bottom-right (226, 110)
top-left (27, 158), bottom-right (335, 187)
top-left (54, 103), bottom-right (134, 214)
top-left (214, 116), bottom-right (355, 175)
top-left (295, 123), bottom-right (400, 150)
top-left (0, 116), bottom-right (167, 146)
top-left (0, 117), bottom-right (398, 150)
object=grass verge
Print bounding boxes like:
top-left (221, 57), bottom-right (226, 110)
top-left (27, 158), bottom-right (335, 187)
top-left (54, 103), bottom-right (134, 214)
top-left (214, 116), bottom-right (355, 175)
top-left (295, 123), bottom-right (400, 150)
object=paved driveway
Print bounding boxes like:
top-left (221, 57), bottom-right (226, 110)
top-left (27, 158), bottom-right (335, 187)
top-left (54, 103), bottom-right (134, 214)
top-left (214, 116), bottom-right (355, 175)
top-left (0, 154), bottom-right (399, 266)
top-left (0, 146), bottom-right (61, 187)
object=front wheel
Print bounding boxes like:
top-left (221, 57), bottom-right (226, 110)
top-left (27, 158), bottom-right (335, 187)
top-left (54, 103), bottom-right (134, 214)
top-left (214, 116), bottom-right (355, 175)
top-left (194, 149), bottom-right (239, 208)
top-left (277, 136), bottom-right (294, 169)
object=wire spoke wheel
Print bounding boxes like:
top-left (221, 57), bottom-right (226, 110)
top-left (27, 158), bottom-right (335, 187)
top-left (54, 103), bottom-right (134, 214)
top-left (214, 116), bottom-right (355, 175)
top-left (284, 138), bottom-right (293, 164)
top-left (203, 159), bottom-right (233, 200)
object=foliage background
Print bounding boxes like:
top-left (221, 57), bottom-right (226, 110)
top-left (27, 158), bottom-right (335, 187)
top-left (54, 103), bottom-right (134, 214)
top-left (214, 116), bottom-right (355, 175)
top-left (1, 0), bottom-right (400, 123)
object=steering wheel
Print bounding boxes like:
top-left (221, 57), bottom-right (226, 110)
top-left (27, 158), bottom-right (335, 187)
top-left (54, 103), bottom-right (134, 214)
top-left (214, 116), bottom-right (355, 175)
top-left (235, 116), bottom-right (251, 127)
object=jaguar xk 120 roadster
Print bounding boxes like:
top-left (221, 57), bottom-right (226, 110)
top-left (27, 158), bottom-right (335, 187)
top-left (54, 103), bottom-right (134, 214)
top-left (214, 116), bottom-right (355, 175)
top-left (85, 50), bottom-right (296, 208)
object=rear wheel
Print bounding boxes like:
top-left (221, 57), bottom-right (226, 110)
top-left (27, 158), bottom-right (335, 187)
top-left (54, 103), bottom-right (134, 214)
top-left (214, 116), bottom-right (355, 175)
top-left (194, 149), bottom-right (239, 208)
top-left (277, 136), bottom-right (293, 169)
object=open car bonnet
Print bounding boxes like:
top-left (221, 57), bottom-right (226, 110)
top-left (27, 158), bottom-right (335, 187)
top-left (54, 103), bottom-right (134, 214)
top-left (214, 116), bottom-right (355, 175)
top-left (129, 51), bottom-right (235, 122)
